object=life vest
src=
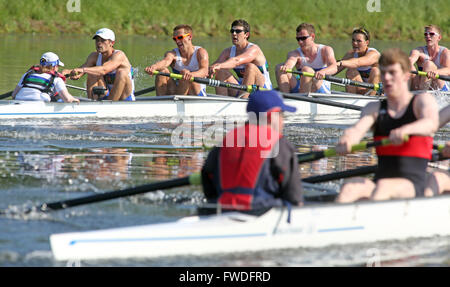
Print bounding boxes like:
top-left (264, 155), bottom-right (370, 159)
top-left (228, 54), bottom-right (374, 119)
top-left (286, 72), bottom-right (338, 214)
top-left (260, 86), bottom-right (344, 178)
top-left (21, 66), bottom-right (66, 101)
top-left (213, 123), bottom-right (283, 211)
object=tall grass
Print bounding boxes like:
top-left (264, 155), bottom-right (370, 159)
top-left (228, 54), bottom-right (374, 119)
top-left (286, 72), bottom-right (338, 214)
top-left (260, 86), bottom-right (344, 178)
top-left (0, 0), bottom-right (448, 40)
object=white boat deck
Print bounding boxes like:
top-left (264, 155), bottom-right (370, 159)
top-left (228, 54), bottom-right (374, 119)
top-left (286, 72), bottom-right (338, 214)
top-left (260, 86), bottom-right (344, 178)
top-left (0, 93), bottom-right (378, 121)
top-left (50, 194), bottom-right (450, 261)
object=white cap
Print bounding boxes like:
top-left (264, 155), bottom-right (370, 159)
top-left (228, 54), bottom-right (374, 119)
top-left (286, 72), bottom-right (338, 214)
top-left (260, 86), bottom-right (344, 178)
top-left (40, 52), bottom-right (64, 67)
top-left (93, 28), bottom-right (115, 41)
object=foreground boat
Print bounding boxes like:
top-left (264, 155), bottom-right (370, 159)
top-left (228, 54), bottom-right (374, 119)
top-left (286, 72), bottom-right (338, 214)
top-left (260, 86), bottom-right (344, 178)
top-left (0, 93), bottom-right (375, 121)
top-left (50, 194), bottom-right (450, 261)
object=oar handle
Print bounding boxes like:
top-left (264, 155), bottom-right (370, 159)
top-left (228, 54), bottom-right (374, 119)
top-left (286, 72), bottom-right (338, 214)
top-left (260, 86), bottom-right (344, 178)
top-left (286, 69), bottom-right (381, 91)
top-left (152, 70), bottom-right (265, 93)
top-left (412, 70), bottom-right (450, 82)
top-left (297, 136), bottom-right (409, 164)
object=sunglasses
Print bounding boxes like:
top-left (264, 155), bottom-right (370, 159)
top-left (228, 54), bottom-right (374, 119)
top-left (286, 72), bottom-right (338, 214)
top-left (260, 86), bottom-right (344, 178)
top-left (172, 33), bottom-right (191, 41)
top-left (230, 29), bottom-right (245, 34)
top-left (296, 35), bottom-right (310, 41)
top-left (424, 32), bottom-right (439, 37)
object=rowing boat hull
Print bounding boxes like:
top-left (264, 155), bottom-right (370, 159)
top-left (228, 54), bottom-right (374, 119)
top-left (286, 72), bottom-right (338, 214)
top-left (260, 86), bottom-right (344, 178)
top-left (50, 195), bottom-right (450, 261)
top-left (0, 94), bottom-right (375, 120)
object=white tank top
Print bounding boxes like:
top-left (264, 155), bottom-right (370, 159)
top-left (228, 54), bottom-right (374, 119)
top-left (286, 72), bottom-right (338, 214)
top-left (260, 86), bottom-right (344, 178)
top-left (353, 47), bottom-right (380, 73)
top-left (420, 46), bottom-right (447, 69)
top-left (172, 46), bottom-right (202, 72)
top-left (296, 44), bottom-right (327, 71)
top-left (229, 43), bottom-right (272, 89)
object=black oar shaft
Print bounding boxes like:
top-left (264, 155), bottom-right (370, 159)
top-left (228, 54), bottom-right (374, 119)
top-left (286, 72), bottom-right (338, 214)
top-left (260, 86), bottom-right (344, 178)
top-left (0, 91), bottom-right (12, 100)
top-left (281, 93), bottom-right (362, 111)
top-left (325, 74), bottom-right (376, 90)
top-left (286, 69), bottom-right (380, 91)
top-left (303, 165), bottom-right (378, 183)
top-left (135, 86), bottom-right (156, 96)
top-left (39, 176), bottom-right (191, 212)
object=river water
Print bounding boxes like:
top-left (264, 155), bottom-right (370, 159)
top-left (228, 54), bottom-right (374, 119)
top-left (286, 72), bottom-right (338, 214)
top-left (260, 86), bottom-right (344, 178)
top-left (0, 35), bottom-right (449, 267)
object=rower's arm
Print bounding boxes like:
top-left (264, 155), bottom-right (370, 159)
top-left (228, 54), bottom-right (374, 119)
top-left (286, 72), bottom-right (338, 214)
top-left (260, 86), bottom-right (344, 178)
top-left (190, 48), bottom-right (209, 78)
top-left (12, 73), bottom-right (27, 98)
top-left (322, 46), bottom-right (337, 75)
top-left (409, 48), bottom-right (422, 70)
top-left (215, 45), bottom-right (259, 70)
top-left (149, 51), bottom-right (176, 71)
top-left (211, 48), bottom-right (231, 66)
top-left (282, 50), bottom-right (301, 69)
top-left (436, 48), bottom-right (450, 76)
top-left (82, 51), bottom-right (124, 76)
top-left (11, 85), bottom-right (21, 99)
top-left (392, 93), bottom-right (439, 139)
top-left (340, 50), bottom-right (380, 69)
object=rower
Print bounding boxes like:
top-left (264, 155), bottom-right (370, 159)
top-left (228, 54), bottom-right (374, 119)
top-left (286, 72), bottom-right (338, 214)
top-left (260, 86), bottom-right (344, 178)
top-left (200, 90), bottom-right (303, 215)
top-left (335, 48), bottom-right (439, 203)
top-left (144, 24), bottom-right (209, 96)
top-left (208, 19), bottom-right (272, 98)
top-left (409, 24), bottom-right (450, 91)
top-left (276, 22), bottom-right (337, 94)
top-left (316, 27), bottom-right (381, 95)
top-left (12, 52), bottom-right (79, 103)
top-left (66, 28), bottom-right (135, 101)
top-left (425, 105), bottom-right (450, 196)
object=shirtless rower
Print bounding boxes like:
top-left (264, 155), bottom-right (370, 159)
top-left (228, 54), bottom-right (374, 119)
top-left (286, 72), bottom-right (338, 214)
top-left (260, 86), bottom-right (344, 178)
top-left (409, 25), bottom-right (450, 91)
top-left (335, 48), bottom-right (439, 203)
top-left (208, 19), bottom-right (272, 98)
top-left (144, 24), bottom-right (209, 96)
top-left (276, 23), bottom-right (336, 94)
top-left (66, 28), bottom-right (135, 101)
top-left (317, 27), bottom-right (380, 95)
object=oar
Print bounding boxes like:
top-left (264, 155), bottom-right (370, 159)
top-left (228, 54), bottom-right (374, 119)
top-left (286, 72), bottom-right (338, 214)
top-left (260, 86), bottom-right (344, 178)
top-left (297, 137), bottom-right (407, 163)
top-left (285, 69), bottom-right (382, 92)
top-left (135, 86), bottom-right (156, 96)
top-left (0, 173), bottom-right (201, 215)
top-left (303, 165), bottom-right (378, 183)
top-left (411, 70), bottom-right (450, 82)
top-left (153, 71), bottom-right (364, 110)
top-left (0, 91), bottom-right (12, 100)
top-left (152, 70), bottom-right (257, 93)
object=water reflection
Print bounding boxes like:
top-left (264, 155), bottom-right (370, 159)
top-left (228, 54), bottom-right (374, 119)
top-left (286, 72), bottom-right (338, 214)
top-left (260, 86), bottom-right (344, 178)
top-left (141, 149), bottom-right (204, 180)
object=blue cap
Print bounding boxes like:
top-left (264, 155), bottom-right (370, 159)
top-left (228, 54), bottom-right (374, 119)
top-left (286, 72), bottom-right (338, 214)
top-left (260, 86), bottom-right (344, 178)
top-left (247, 90), bottom-right (297, 113)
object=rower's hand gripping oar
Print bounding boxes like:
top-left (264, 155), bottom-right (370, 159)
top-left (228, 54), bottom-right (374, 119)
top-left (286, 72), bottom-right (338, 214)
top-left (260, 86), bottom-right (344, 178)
top-left (297, 136), bottom-right (409, 164)
top-left (152, 70), bottom-right (262, 93)
top-left (153, 71), bottom-right (364, 110)
top-left (411, 70), bottom-right (450, 82)
top-left (285, 69), bottom-right (383, 94)
top-left (0, 173), bottom-right (201, 215)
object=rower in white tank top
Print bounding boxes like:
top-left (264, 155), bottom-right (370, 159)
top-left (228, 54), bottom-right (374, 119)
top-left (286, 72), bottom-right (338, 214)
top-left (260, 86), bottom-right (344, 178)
top-left (353, 47), bottom-right (380, 82)
top-left (294, 44), bottom-right (331, 93)
top-left (418, 46), bottom-right (450, 91)
top-left (96, 50), bottom-right (135, 101)
top-left (230, 43), bottom-right (272, 89)
top-left (172, 46), bottom-right (207, 96)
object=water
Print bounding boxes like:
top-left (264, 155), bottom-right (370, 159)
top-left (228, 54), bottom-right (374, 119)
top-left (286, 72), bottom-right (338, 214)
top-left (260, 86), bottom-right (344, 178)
top-left (0, 35), bottom-right (449, 266)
